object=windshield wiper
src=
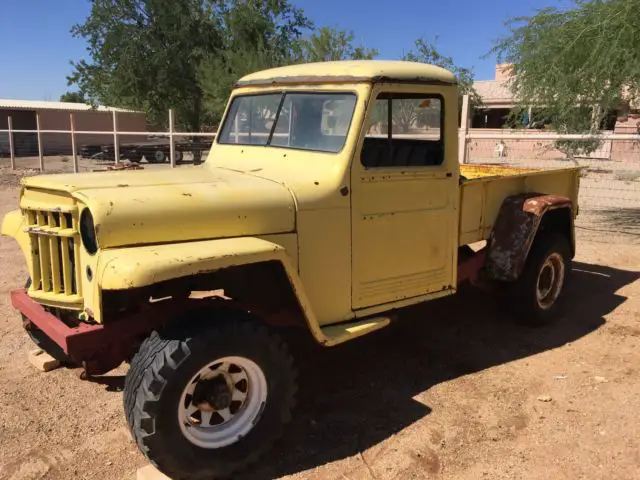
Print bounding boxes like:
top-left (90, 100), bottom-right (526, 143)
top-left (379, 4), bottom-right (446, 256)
top-left (266, 93), bottom-right (287, 146)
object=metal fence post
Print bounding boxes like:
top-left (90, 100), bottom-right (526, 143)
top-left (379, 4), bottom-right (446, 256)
top-left (112, 110), bottom-right (119, 164)
top-left (458, 94), bottom-right (470, 164)
top-left (35, 112), bottom-right (44, 171)
top-left (7, 116), bottom-right (15, 170)
top-left (70, 113), bottom-right (78, 173)
top-left (169, 109), bottom-right (176, 168)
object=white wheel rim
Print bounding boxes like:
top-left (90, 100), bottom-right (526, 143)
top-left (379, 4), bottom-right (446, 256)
top-left (178, 356), bottom-right (267, 449)
top-left (536, 252), bottom-right (565, 310)
top-left (155, 150), bottom-right (165, 162)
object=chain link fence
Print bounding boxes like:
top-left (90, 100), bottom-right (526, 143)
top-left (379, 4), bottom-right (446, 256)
top-left (2, 105), bottom-right (638, 241)
top-left (462, 131), bottom-right (640, 241)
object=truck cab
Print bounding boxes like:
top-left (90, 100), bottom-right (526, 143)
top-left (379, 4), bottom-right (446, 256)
top-left (1, 60), bottom-right (579, 480)
top-left (210, 61), bottom-right (462, 328)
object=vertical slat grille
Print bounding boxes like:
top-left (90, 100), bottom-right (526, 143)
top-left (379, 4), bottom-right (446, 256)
top-left (25, 208), bottom-right (80, 298)
top-left (48, 212), bottom-right (62, 293)
top-left (36, 211), bottom-right (51, 291)
top-left (72, 215), bottom-right (82, 296)
top-left (60, 213), bottom-right (73, 294)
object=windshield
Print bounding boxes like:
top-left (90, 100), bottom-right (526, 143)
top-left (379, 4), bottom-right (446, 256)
top-left (217, 92), bottom-right (357, 153)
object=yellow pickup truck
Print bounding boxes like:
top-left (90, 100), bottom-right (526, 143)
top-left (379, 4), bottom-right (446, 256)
top-left (1, 60), bottom-right (579, 479)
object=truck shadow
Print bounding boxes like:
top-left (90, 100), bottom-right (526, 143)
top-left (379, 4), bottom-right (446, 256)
top-left (243, 261), bottom-right (639, 479)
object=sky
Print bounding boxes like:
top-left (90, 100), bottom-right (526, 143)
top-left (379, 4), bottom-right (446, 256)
top-left (0, 0), bottom-right (562, 101)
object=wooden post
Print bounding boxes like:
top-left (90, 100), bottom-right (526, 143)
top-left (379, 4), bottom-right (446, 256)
top-left (458, 94), bottom-right (470, 164)
top-left (70, 113), bottom-right (78, 173)
top-left (112, 110), bottom-right (119, 164)
top-left (36, 112), bottom-right (44, 171)
top-left (169, 109), bottom-right (176, 168)
top-left (7, 116), bottom-right (15, 170)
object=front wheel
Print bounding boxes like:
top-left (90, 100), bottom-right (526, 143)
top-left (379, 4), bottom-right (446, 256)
top-left (510, 233), bottom-right (572, 325)
top-left (124, 318), bottom-right (297, 480)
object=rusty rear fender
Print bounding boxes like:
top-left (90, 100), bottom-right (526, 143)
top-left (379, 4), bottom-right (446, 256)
top-left (484, 194), bottom-right (575, 281)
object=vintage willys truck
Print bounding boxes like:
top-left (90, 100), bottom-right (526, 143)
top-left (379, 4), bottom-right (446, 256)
top-left (2, 61), bottom-right (579, 479)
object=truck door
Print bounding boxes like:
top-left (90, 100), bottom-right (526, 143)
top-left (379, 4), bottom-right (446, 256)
top-left (350, 85), bottom-right (459, 310)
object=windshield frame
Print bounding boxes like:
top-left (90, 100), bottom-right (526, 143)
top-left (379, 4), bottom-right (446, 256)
top-left (216, 90), bottom-right (359, 155)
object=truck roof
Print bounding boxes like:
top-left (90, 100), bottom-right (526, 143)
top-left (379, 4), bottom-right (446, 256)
top-left (235, 60), bottom-right (457, 87)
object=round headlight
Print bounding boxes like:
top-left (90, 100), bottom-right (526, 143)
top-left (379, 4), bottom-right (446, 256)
top-left (80, 208), bottom-right (98, 255)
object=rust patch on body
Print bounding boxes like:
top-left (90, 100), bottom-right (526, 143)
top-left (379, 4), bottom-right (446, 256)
top-left (460, 164), bottom-right (540, 180)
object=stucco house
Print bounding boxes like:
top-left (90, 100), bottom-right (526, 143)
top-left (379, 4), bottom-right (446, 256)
top-left (467, 65), bottom-right (640, 162)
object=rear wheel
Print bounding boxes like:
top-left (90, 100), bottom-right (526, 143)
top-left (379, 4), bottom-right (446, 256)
top-left (124, 317), bottom-right (296, 480)
top-left (510, 233), bottom-right (572, 325)
top-left (146, 149), bottom-right (167, 163)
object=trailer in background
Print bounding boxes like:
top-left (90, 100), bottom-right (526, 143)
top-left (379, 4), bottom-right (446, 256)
top-left (79, 136), bottom-right (214, 164)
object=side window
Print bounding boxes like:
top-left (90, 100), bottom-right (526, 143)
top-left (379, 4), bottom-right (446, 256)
top-left (361, 92), bottom-right (444, 168)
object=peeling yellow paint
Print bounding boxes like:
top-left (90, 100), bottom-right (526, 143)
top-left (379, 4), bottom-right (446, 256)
top-left (1, 60), bottom-right (580, 347)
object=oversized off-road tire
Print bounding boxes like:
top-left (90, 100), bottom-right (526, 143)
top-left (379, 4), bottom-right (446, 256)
top-left (21, 278), bottom-right (74, 365)
top-left (510, 233), bottom-right (572, 325)
top-left (124, 317), bottom-right (297, 480)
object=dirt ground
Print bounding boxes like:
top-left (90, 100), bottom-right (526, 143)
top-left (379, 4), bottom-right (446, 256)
top-left (0, 165), bottom-right (639, 480)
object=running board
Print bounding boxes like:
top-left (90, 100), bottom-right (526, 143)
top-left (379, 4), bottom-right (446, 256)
top-left (320, 316), bottom-right (392, 346)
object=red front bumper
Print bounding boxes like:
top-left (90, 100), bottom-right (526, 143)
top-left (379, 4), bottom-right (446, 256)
top-left (11, 289), bottom-right (105, 359)
top-left (11, 288), bottom-right (197, 375)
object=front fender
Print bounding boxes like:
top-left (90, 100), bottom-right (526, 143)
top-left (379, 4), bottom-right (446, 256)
top-left (1, 210), bottom-right (33, 271)
top-left (97, 237), bottom-right (327, 343)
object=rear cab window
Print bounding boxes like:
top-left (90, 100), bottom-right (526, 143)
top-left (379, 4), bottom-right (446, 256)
top-left (361, 92), bottom-right (444, 168)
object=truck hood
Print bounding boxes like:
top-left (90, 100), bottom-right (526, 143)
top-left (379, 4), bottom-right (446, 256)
top-left (20, 167), bottom-right (296, 249)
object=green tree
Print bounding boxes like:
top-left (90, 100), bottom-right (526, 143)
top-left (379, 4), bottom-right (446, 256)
top-left (198, 0), bottom-right (312, 125)
top-left (491, 0), bottom-right (640, 157)
top-left (404, 37), bottom-right (479, 103)
top-left (296, 26), bottom-right (378, 62)
top-left (69, 0), bottom-right (222, 130)
top-left (383, 37), bottom-right (479, 132)
top-left (68, 0), bottom-right (310, 131)
top-left (59, 91), bottom-right (87, 103)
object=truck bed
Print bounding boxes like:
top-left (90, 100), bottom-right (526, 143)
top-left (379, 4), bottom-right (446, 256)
top-left (459, 164), bottom-right (581, 246)
top-left (460, 164), bottom-right (541, 180)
